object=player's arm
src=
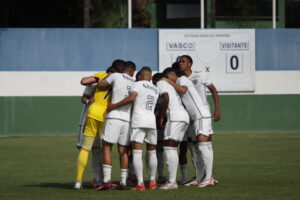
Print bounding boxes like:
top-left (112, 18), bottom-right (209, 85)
top-left (97, 79), bottom-right (111, 90)
top-left (162, 77), bottom-right (187, 94)
top-left (207, 84), bottom-right (221, 121)
top-left (80, 76), bottom-right (99, 85)
top-left (81, 95), bottom-right (95, 105)
top-left (107, 92), bottom-right (137, 113)
top-left (97, 74), bottom-right (114, 90)
top-left (158, 93), bottom-right (169, 128)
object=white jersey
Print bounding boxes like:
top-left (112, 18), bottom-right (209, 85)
top-left (131, 80), bottom-right (159, 129)
top-left (177, 76), bottom-right (211, 120)
top-left (189, 71), bottom-right (212, 107)
top-left (156, 80), bottom-right (189, 124)
top-left (105, 73), bottom-right (135, 122)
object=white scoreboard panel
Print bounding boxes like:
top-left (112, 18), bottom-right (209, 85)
top-left (159, 29), bottom-right (255, 92)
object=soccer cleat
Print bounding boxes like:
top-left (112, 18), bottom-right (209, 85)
top-left (94, 182), bottom-right (117, 191)
top-left (74, 181), bottom-right (82, 190)
top-left (183, 177), bottom-right (197, 186)
top-left (196, 178), bottom-right (216, 188)
top-left (159, 181), bottom-right (178, 190)
top-left (156, 176), bottom-right (168, 184)
top-left (132, 184), bottom-right (146, 191)
top-left (117, 184), bottom-right (127, 190)
top-left (148, 183), bottom-right (157, 190)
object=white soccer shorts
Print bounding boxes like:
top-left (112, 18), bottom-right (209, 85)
top-left (164, 121), bottom-right (189, 142)
top-left (130, 128), bottom-right (157, 145)
top-left (182, 122), bottom-right (195, 142)
top-left (194, 118), bottom-right (214, 137)
top-left (102, 119), bottom-right (130, 146)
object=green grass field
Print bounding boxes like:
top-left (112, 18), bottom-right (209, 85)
top-left (0, 133), bottom-right (300, 200)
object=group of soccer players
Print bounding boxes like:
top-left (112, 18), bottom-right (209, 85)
top-left (74, 55), bottom-right (221, 191)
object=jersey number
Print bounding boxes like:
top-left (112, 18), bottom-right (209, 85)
top-left (145, 95), bottom-right (154, 110)
top-left (126, 86), bottom-right (131, 96)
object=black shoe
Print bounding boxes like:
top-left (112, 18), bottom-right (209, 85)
top-left (117, 184), bottom-right (127, 190)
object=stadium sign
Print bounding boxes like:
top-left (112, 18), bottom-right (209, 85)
top-left (159, 29), bottom-right (255, 92)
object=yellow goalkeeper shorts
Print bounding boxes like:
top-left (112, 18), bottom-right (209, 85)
top-left (83, 117), bottom-right (104, 138)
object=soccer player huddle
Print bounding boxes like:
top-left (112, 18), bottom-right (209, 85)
top-left (74, 55), bottom-right (221, 191)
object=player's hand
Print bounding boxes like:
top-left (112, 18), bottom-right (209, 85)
top-left (213, 109), bottom-right (221, 121)
top-left (88, 98), bottom-right (95, 105)
top-left (107, 104), bottom-right (115, 113)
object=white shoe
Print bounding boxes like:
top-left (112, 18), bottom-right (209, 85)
top-left (74, 181), bottom-right (82, 189)
top-left (159, 181), bottom-right (178, 190)
top-left (196, 178), bottom-right (216, 188)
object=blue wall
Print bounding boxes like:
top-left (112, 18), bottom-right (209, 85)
top-left (256, 29), bottom-right (300, 70)
top-left (1, 28), bottom-right (300, 71)
top-left (0, 28), bottom-right (158, 71)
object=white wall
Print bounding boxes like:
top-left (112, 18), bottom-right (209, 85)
top-left (0, 70), bottom-right (300, 96)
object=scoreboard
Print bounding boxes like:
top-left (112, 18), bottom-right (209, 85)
top-left (159, 29), bottom-right (255, 92)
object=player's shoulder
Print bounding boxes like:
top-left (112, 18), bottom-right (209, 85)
top-left (157, 80), bottom-right (171, 89)
top-left (121, 73), bottom-right (135, 82)
top-left (191, 71), bottom-right (212, 85)
top-left (140, 81), bottom-right (159, 94)
top-left (93, 72), bottom-right (108, 80)
top-left (156, 80), bottom-right (167, 87)
top-left (179, 75), bottom-right (192, 84)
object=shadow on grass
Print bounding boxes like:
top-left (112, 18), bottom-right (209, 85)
top-left (24, 182), bottom-right (85, 190)
top-left (24, 181), bottom-right (121, 190)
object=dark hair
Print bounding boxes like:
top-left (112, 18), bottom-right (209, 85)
top-left (124, 61), bottom-right (136, 71)
top-left (106, 66), bottom-right (118, 73)
top-left (171, 61), bottom-right (182, 77)
top-left (180, 55), bottom-right (193, 65)
top-left (152, 73), bottom-right (164, 85)
top-left (135, 71), bottom-right (141, 81)
top-left (111, 59), bottom-right (125, 72)
top-left (162, 67), bottom-right (176, 77)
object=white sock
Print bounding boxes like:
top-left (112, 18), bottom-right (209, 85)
top-left (120, 168), bottom-right (128, 185)
top-left (198, 142), bottom-right (213, 181)
top-left (133, 150), bottom-right (143, 185)
top-left (91, 147), bottom-right (103, 183)
top-left (207, 141), bottom-right (214, 177)
top-left (188, 143), bottom-right (197, 170)
top-left (103, 164), bottom-right (112, 183)
top-left (164, 146), bottom-right (178, 184)
top-left (147, 150), bottom-right (157, 182)
top-left (180, 164), bottom-right (188, 183)
top-left (194, 146), bottom-right (205, 182)
top-left (156, 149), bottom-right (164, 177)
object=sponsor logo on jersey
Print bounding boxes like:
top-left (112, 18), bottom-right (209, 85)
top-left (122, 74), bottom-right (134, 82)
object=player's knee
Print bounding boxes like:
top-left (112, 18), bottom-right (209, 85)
top-left (197, 134), bottom-right (209, 142)
top-left (146, 143), bottom-right (156, 151)
top-left (82, 136), bottom-right (95, 151)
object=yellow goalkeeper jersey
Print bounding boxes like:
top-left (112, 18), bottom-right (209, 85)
top-left (87, 72), bottom-right (111, 122)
